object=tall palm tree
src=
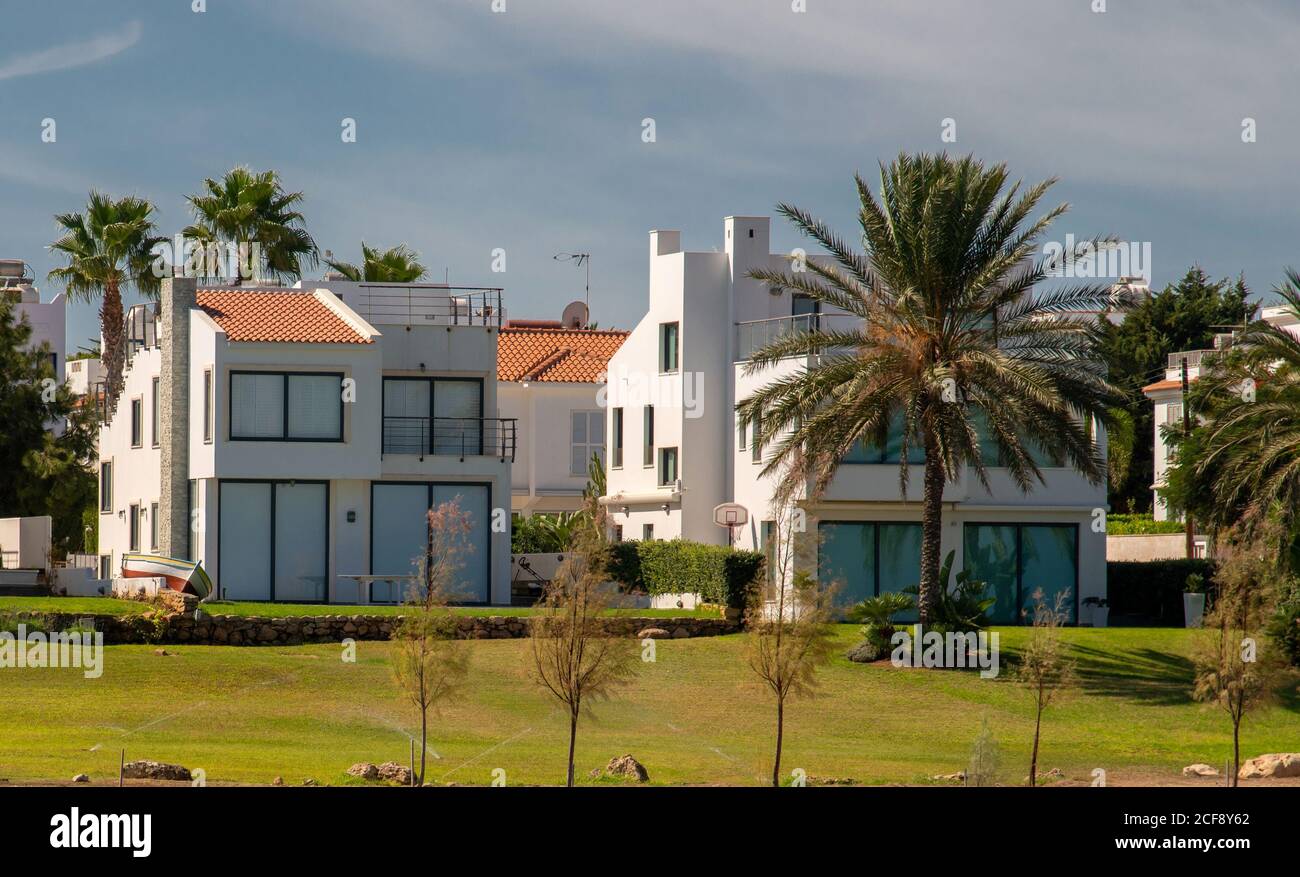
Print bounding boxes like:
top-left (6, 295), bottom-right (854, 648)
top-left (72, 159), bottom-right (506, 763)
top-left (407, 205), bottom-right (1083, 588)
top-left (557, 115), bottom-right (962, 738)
top-left (48, 191), bottom-right (163, 406)
top-left (1170, 270), bottom-right (1300, 544)
top-left (325, 242), bottom-right (427, 282)
top-left (738, 153), bottom-right (1119, 623)
top-left (183, 167), bottom-right (317, 285)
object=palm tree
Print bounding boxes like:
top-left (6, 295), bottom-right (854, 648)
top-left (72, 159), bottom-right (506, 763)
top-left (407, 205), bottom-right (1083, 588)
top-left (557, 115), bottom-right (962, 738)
top-left (1168, 270), bottom-right (1300, 544)
top-left (48, 191), bottom-right (164, 406)
top-left (325, 243), bottom-right (426, 282)
top-left (738, 153), bottom-right (1118, 623)
top-left (183, 167), bottom-right (317, 284)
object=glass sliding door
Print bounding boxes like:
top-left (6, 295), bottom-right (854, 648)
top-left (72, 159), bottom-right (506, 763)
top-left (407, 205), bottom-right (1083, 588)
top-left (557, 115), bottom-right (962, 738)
top-left (383, 378), bottom-right (430, 455)
top-left (877, 523), bottom-right (922, 623)
top-left (370, 483), bottom-right (432, 603)
top-left (274, 482), bottom-right (328, 602)
top-left (963, 524), bottom-right (1018, 624)
top-left (819, 522), bottom-right (876, 607)
top-left (433, 380), bottom-right (482, 456)
top-left (219, 482), bottom-right (273, 600)
top-left (1021, 525), bottom-right (1077, 624)
top-left (432, 484), bottom-right (489, 603)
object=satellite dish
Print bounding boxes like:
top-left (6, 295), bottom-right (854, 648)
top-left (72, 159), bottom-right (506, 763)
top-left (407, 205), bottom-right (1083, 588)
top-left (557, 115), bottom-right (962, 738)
top-left (561, 300), bottom-right (589, 328)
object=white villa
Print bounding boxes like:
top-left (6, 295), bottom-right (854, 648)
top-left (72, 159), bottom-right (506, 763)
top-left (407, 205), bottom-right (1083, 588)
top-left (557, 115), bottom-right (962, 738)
top-left (602, 216), bottom-right (1107, 624)
top-left (95, 276), bottom-right (513, 604)
top-left (2, 259), bottom-right (66, 391)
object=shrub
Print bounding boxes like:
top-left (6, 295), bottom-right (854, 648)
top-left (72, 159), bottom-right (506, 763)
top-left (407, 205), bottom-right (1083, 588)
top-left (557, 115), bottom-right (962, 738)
top-left (1267, 576), bottom-right (1300, 667)
top-left (1107, 559), bottom-right (1217, 625)
top-left (605, 539), bottom-right (763, 609)
top-left (1106, 513), bottom-right (1185, 535)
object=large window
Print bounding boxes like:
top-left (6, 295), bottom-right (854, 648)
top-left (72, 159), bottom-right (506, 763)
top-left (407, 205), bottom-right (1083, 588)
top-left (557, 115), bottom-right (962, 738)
top-left (218, 480), bottom-right (328, 602)
top-left (843, 411), bottom-right (926, 465)
top-left (230, 372), bottom-right (344, 441)
top-left (130, 398), bottom-right (143, 448)
top-left (642, 405), bottom-right (654, 466)
top-left (128, 503), bottom-right (140, 551)
top-left (150, 502), bottom-right (159, 551)
top-left (570, 410), bottom-right (605, 475)
top-left (659, 322), bottom-right (679, 373)
top-left (963, 523), bottom-right (1078, 624)
top-left (658, 446), bottom-right (678, 486)
top-left (99, 462), bottom-right (112, 512)
top-left (151, 377), bottom-right (161, 447)
top-left (818, 522), bottom-right (922, 619)
top-left (611, 407), bottom-right (624, 468)
top-left (382, 377), bottom-right (482, 456)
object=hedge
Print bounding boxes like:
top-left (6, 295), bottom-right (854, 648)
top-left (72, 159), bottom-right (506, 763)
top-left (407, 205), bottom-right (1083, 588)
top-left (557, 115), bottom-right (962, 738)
top-left (606, 539), bottom-right (764, 609)
top-left (1106, 513), bottom-right (1185, 536)
top-left (1107, 558), bottom-right (1217, 626)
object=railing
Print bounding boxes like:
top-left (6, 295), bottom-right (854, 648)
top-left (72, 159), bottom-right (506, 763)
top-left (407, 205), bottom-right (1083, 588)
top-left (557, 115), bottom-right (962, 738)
top-left (382, 416), bottom-right (517, 461)
top-left (1166, 349), bottom-right (1216, 371)
top-left (734, 313), bottom-right (861, 361)
top-left (352, 285), bottom-right (504, 328)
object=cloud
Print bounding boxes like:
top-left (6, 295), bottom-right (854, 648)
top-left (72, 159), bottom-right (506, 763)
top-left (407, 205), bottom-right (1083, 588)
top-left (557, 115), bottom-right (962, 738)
top-left (0, 20), bottom-right (143, 82)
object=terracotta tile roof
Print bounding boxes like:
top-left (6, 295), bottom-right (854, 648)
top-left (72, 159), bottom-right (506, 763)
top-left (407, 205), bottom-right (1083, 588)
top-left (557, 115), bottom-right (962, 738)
top-left (498, 326), bottom-right (628, 383)
top-left (196, 289), bottom-right (371, 344)
top-left (1141, 378), bottom-right (1187, 394)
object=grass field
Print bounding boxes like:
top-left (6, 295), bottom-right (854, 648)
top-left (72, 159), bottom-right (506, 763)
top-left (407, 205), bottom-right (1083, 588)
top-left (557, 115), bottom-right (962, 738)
top-left (1, 627), bottom-right (1295, 786)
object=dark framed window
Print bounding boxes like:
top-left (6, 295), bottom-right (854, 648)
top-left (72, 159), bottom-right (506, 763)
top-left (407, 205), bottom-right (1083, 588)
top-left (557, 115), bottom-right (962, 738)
top-left (642, 405), bottom-right (654, 466)
top-left (130, 398), bottom-right (143, 448)
top-left (151, 377), bottom-right (161, 447)
top-left (99, 462), bottom-right (112, 513)
top-left (642, 523), bottom-right (654, 541)
top-left (570, 410), bottom-right (605, 475)
top-left (658, 446), bottom-right (678, 486)
top-left (751, 408), bottom-right (762, 464)
top-left (818, 521), bottom-right (923, 617)
top-left (611, 407), bottom-right (624, 468)
top-left (613, 524), bottom-right (623, 542)
top-left (381, 376), bottom-right (483, 455)
top-left (659, 322), bottom-right (679, 373)
top-left (203, 369), bottom-right (213, 443)
top-left (129, 503), bottom-right (140, 551)
top-left (230, 371), bottom-right (345, 442)
top-left (150, 502), bottom-right (159, 551)
top-left (963, 523), bottom-right (1078, 625)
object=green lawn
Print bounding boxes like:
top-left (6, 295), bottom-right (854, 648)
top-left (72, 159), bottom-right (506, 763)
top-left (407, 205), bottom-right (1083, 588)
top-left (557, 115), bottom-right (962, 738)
top-left (0, 596), bottom-right (713, 620)
top-left (0, 627), bottom-right (1295, 786)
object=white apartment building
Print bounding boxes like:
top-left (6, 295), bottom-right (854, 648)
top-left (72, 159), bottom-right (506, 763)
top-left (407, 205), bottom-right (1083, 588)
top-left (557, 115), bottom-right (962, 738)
top-left (2, 259), bottom-right (66, 388)
top-left (603, 216), bottom-right (1106, 624)
top-left (97, 276), bottom-right (513, 604)
top-left (496, 315), bottom-right (628, 516)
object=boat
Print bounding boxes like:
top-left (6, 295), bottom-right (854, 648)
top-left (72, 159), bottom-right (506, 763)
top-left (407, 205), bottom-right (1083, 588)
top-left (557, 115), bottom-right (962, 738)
top-left (120, 554), bottom-right (213, 600)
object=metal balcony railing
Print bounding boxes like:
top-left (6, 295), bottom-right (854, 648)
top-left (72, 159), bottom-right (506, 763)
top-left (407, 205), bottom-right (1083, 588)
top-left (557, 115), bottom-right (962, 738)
top-left (382, 416), bottom-right (516, 461)
top-left (1166, 349), bottom-right (1216, 371)
top-left (352, 285), bottom-right (504, 328)
top-left (734, 313), bottom-right (861, 361)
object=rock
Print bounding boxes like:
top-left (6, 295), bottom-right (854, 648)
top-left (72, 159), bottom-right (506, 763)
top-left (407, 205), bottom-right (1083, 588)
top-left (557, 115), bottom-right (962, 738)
top-left (153, 648), bottom-right (169, 656)
top-left (72, 773), bottom-right (89, 783)
top-left (1238, 753), bottom-right (1300, 779)
top-left (347, 762), bottom-right (380, 781)
top-left (589, 768), bottom-right (602, 778)
top-left (846, 642), bottom-right (880, 663)
top-left (636, 628), bottom-right (670, 639)
top-left (931, 772), bottom-right (965, 783)
top-left (376, 761), bottom-right (413, 785)
top-left (302, 778), bottom-right (317, 786)
top-left (122, 760), bottom-right (191, 782)
top-left (1183, 763), bottom-right (1219, 778)
top-left (272, 776), bottom-right (284, 786)
top-left (605, 754), bottom-right (649, 782)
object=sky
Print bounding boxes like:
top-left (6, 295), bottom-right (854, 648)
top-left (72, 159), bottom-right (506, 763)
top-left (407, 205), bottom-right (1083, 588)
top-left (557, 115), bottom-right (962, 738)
top-left (2, 0), bottom-right (1298, 353)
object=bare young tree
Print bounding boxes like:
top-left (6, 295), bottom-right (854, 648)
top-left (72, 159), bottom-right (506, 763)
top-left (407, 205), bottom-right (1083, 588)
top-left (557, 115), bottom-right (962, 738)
top-left (529, 487), bottom-right (635, 787)
top-left (1014, 590), bottom-right (1076, 787)
top-left (390, 499), bottom-right (474, 786)
top-left (1192, 533), bottom-right (1287, 786)
top-left (744, 502), bottom-right (835, 787)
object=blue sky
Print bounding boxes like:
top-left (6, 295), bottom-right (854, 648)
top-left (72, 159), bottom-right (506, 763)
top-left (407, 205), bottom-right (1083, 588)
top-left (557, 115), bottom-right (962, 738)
top-left (2, 0), bottom-right (1297, 352)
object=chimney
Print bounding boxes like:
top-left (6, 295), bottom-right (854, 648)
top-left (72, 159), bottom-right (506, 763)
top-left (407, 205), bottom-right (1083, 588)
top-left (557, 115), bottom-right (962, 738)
top-left (159, 275), bottom-right (196, 558)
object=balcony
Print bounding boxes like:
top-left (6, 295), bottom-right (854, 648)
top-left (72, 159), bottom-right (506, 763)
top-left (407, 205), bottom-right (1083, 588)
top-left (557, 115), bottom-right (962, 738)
top-left (734, 313), bottom-right (861, 361)
top-left (382, 416), bottom-right (516, 462)
top-left (348, 285), bottom-right (504, 328)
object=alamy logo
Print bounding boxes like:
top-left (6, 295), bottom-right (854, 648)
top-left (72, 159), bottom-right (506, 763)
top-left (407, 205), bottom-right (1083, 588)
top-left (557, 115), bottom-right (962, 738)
top-left (890, 624), bottom-right (1001, 679)
top-left (1042, 234), bottom-right (1151, 284)
top-left (49, 808), bottom-right (151, 858)
top-left (0, 625), bottom-right (103, 678)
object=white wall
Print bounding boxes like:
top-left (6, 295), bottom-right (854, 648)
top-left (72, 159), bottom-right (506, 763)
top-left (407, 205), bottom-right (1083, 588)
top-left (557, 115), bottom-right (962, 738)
top-left (499, 380), bottom-right (603, 514)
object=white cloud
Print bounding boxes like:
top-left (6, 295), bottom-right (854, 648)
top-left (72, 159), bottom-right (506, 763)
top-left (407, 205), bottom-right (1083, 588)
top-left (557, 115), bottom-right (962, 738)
top-left (0, 20), bottom-right (143, 82)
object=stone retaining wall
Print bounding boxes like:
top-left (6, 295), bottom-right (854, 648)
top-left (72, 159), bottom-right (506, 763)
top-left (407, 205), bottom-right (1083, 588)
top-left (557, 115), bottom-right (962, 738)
top-left (4, 611), bottom-right (740, 646)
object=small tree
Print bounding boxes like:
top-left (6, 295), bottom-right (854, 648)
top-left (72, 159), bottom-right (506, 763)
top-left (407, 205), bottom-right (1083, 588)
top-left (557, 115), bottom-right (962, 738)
top-left (529, 484), bottom-right (634, 787)
top-left (744, 503), bottom-right (835, 786)
top-left (1015, 590), bottom-right (1076, 787)
top-left (1192, 533), bottom-right (1287, 786)
top-left (967, 715), bottom-right (1001, 788)
top-left (390, 499), bottom-right (474, 786)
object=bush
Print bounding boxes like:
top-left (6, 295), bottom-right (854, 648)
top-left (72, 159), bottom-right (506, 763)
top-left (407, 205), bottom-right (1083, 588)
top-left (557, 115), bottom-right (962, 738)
top-left (1106, 513), bottom-right (1185, 536)
top-left (1267, 576), bottom-right (1300, 667)
top-left (1107, 559), bottom-right (1217, 626)
top-left (605, 539), bottom-right (763, 608)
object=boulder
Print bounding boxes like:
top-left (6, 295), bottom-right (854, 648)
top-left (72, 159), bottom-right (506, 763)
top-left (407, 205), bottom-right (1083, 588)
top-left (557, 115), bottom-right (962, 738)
top-left (122, 760), bottom-right (191, 782)
top-left (636, 628), bottom-right (670, 639)
top-left (72, 774), bottom-right (89, 783)
top-left (931, 772), bottom-right (965, 783)
top-left (346, 762), bottom-right (380, 781)
top-left (1182, 763), bottom-right (1219, 778)
top-left (272, 776), bottom-right (284, 786)
top-left (846, 642), bottom-right (880, 663)
top-left (1238, 753), bottom-right (1300, 779)
top-left (377, 762), bottom-right (413, 785)
top-left (605, 754), bottom-right (649, 782)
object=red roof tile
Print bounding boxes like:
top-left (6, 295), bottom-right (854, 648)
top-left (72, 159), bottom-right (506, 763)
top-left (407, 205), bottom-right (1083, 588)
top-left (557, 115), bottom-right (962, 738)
top-left (1141, 378), bottom-right (1187, 394)
top-left (497, 327), bottom-right (628, 383)
top-left (196, 289), bottom-right (370, 344)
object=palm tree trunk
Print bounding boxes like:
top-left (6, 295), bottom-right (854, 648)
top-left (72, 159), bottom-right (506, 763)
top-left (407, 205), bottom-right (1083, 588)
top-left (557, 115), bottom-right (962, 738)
top-left (772, 699), bottom-right (784, 787)
top-left (918, 430), bottom-right (946, 625)
top-left (100, 278), bottom-right (125, 407)
top-left (566, 709), bottom-right (578, 788)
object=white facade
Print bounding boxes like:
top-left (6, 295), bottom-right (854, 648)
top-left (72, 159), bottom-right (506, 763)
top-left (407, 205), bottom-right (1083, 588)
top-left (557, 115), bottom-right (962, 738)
top-left (603, 216), bottom-right (1107, 623)
top-left (501, 380), bottom-right (606, 515)
top-left (97, 279), bottom-right (514, 605)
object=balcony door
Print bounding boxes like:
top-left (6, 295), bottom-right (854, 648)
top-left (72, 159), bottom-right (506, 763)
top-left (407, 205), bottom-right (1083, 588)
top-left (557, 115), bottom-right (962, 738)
top-left (382, 377), bottom-right (482, 456)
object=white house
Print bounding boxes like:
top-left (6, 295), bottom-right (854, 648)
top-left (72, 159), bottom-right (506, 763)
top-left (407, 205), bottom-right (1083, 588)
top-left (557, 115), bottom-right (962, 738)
top-left (2, 259), bottom-right (66, 389)
top-left (96, 276), bottom-right (513, 604)
top-left (602, 216), bottom-right (1106, 624)
top-left (496, 315), bottom-right (628, 516)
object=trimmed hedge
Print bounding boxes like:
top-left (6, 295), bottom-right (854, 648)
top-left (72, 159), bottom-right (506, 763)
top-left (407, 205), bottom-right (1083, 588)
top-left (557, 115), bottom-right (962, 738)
top-left (1106, 513), bottom-right (1184, 536)
top-left (607, 539), bottom-right (764, 608)
top-left (1107, 559), bottom-right (1217, 626)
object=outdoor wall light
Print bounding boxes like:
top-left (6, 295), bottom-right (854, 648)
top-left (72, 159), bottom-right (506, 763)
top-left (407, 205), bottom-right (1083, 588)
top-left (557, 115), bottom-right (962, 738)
top-left (661, 503), bottom-right (670, 514)
top-left (346, 510), bottom-right (357, 523)
top-left (620, 505), bottom-right (628, 516)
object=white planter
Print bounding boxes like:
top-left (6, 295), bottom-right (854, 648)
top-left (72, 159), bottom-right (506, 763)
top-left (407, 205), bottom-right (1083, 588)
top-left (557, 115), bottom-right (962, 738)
top-left (1183, 593), bottom-right (1206, 628)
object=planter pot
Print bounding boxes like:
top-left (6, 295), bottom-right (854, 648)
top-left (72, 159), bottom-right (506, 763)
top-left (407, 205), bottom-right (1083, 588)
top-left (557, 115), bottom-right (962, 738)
top-left (1183, 593), bottom-right (1206, 629)
top-left (1091, 606), bottom-right (1109, 628)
